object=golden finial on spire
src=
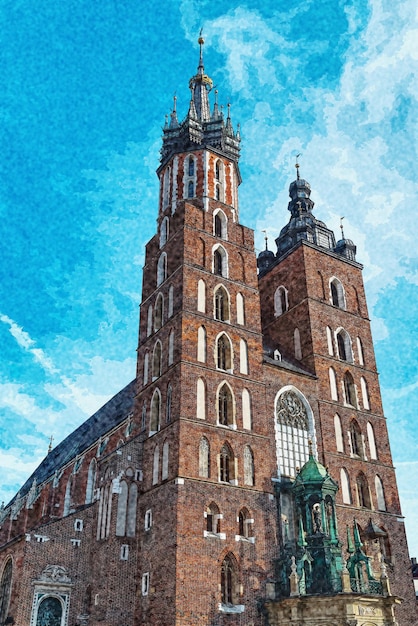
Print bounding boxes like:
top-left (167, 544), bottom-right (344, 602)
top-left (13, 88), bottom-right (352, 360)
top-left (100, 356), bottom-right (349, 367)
top-left (308, 437), bottom-right (313, 456)
top-left (198, 27), bottom-right (204, 45)
top-left (48, 435), bottom-right (54, 454)
top-left (262, 229), bottom-right (269, 250)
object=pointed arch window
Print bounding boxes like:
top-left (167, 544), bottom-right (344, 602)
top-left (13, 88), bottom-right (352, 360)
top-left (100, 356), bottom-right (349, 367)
top-left (141, 402), bottom-right (147, 430)
top-left (360, 376), bottom-right (370, 410)
top-left (168, 330), bottom-right (174, 366)
top-left (242, 388), bottom-right (252, 430)
top-left (197, 279), bottom-right (206, 312)
top-left (329, 367), bottom-right (338, 401)
top-left (217, 383), bottom-right (234, 427)
top-left (349, 419), bottom-right (364, 458)
top-left (243, 445), bottom-right (254, 486)
top-left (238, 507), bottom-right (253, 539)
top-left (197, 326), bottom-right (207, 362)
top-left (336, 328), bottom-right (353, 362)
top-left (162, 440), bottom-right (169, 480)
top-left (166, 384), bottom-right (172, 423)
top-left (157, 253), bottom-right (167, 286)
top-left (214, 285), bottom-right (230, 321)
top-left (343, 371), bottom-right (357, 407)
top-left (196, 377), bottom-right (206, 419)
top-left (294, 328), bottom-right (302, 360)
top-left (116, 480), bottom-right (128, 536)
top-left (340, 468), bottom-right (352, 504)
top-left (216, 333), bottom-right (232, 371)
top-left (356, 472), bottom-right (371, 509)
top-left (214, 209), bottom-right (227, 239)
top-left (63, 475), bottom-right (73, 516)
top-left (159, 216), bottom-right (169, 247)
top-left (168, 284), bottom-right (174, 317)
top-left (221, 554), bottom-right (238, 606)
top-left (205, 502), bottom-right (221, 534)
top-left (330, 277), bottom-right (346, 309)
top-left (375, 475), bottom-right (386, 511)
top-left (219, 444), bottom-right (234, 483)
top-left (188, 156), bottom-right (195, 177)
top-left (367, 421), bottom-right (377, 460)
top-left (334, 414), bottom-right (344, 452)
top-left (0, 558), bottom-right (12, 626)
top-left (357, 337), bottom-right (364, 366)
top-left (326, 326), bottom-right (334, 355)
top-left (239, 339), bottom-right (248, 374)
top-left (152, 445), bottom-right (159, 485)
top-left (150, 389), bottom-right (161, 434)
top-left (162, 167), bottom-right (170, 209)
top-left (199, 437), bottom-right (210, 478)
top-left (85, 458), bottom-right (97, 504)
top-left (147, 305), bottom-right (153, 337)
top-left (188, 180), bottom-right (194, 198)
top-left (213, 245), bottom-right (228, 277)
top-left (154, 293), bottom-right (164, 331)
top-left (152, 341), bottom-right (162, 379)
top-left (275, 388), bottom-right (311, 478)
top-left (236, 292), bottom-right (245, 325)
top-left (274, 286), bottom-right (288, 316)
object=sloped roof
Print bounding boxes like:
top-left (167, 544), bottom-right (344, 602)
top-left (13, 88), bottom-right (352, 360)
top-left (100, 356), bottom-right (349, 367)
top-left (8, 379), bottom-right (136, 505)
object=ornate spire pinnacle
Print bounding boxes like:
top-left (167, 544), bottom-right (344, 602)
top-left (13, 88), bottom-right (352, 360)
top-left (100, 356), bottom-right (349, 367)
top-left (198, 29), bottom-right (205, 74)
top-left (295, 153), bottom-right (301, 180)
top-left (169, 94), bottom-right (179, 128)
top-left (340, 216), bottom-right (345, 239)
top-left (48, 435), bottom-right (54, 454)
top-left (188, 32), bottom-right (212, 122)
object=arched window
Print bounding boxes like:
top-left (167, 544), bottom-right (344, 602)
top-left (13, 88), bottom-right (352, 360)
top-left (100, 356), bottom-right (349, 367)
top-left (213, 245), bottom-right (227, 277)
top-left (197, 326), bottom-right (206, 362)
top-left (152, 341), bottom-right (162, 379)
top-left (214, 285), bottom-right (230, 321)
top-left (63, 475), bottom-right (72, 516)
top-left (152, 445), bottom-right (159, 485)
top-left (143, 352), bottom-right (149, 386)
top-left (199, 437), bottom-right (210, 478)
top-left (196, 378), bottom-right (206, 419)
top-left (127, 483), bottom-right (137, 537)
top-left (336, 328), bottom-right (353, 362)
top-left (188, 156), bottom-right (195, 177)
top-left (188, 180), bottom-right (194, 198)
top-left (168, 330), bottom-right (174, 366)
top-left (239, 339), bottom-right (248, 374)
top-left (150, 389), bottom-right (161, 433)
top-left (343, 372), bottom-right (357, 407)
top-left (154, 294), bottom-right (164, 331)
top-left (116, 480), bottom-right (128, 536)
top-left (242, 388), bottom-right (252, 430)
top-left (216, 333), bottom-right (232, 371)
top-left (147, 305), bottom-right (153, 337)
top-left (141, 402), bottom-right (147, 430)
top-left (215, 184), bottom-right (221, 201)
top-left (334, 414), bottom-right (344, 452)
top-left (0, 559), bottom-right (12, 626)
top-left (85, 458), bottom-right (97, 504)
top-left (168, 284), bottom-right (174, 317)
top-left (162, 441), bottom-right (169, 480)
top-left (349, 419), bottom-right (364, 458)
top-left (205, 502), bottom-right (220, 534)
top-left (356, 337), bottom-right (364, 367)
top-left (275, 388), bottom-right (312, 478)
top-left (213, 209), bottom-right (227, 239)
top-left (326, 326), bottom-right (334, 355)
top-left (160, 216), bottom-right (169, 247)
top-left (157, 253), bottom-right (167, 286)
top-left (162, 167), bottom-right (170, 208)
top-left (243, 445), bottom-right (254, 486)
top-left (219, 444), bottom-right (233, 483)
top-left (360, 376), bottom-right (370, 410)
top-left (367, 422), bottom-right (377, 460)
top-left (330, 277), bottom-right (346, 308)
top-left (375, 475), bottom-right (386, 511)
top-left (274, 286), bottom-right (288, 316)
top-left (329, 367), bottom-right (338, 401)
top-left (36, 597), bottom-right (63, 626)
top-left (340, 468), bottom-right (352, 504)
top-left (197, 279), bottom-right (206, 312)
top-left (294, 328), bottom-right (302, 360)
top-left (97, 482), bottom-right (112, 539)
top-left (238, 508), bottom-right (253, 538)
top-left (217, 383), bottom-right (234, 427)
top-left (236, 292), bottom-right (245, 325)
top-left (166, 384), bottom-right (172, 423)
top-left (215, 159), bottom-right (221, 181)
top-left (357, 472), bottom-right (371, 508)
top-left (221, 554), bottom-right (238, 605)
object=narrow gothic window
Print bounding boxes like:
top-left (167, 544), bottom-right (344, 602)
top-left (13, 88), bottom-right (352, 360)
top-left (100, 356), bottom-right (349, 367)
top-left (367, 422), bottom-right (377, 460)
top-left (334, 414), bottom-right (344, 452)
top-left (152, 341), bottom-right (162, 379)
top-left (215, 184), bottom-right (221, 201)
top-left (275, 389), bottom-right (310, 478)
top-left (375, 475), bottom-right (386, 511)
top-left (197, 326), bottom-right (206, 362)
top-left (0, 559), bottom-right (12, 626)
top-left (206, 502), bottom-right (220, 533)
top-left (239, 339), bottom-right (248, 374)
top-left (196, 378), bottom-right (206, 419)
top-left (216, 334), bottom-right (232, 371)
top-left (242, 388), bottom-right (252, 430)
top-left (330, 277), bottom-right (346, 308)
top-left (344, 372), bottom-right (357, 407)
top-left (219, 444), bottom-right (232, 482)
top-left (243, 445), bottom-right (254, 486)
top-left (150, 390), bottom-right (161, 433)
top-left (168, 284), bottom-right (174, 317)
top-left (141, 402), bottom-right (147, 430)
top-left (152, 445), bottom-right (159, 485)
top-left (274, 286), bottom-right (288, 316)
top-left (188, 180), bottom-right (194, 198)
top-left (85, 458), bottom-right (97, 504)
top-left (213, 210), bottom-right (227, 239)
top-left (214, 286), bottom-right (230, 321)
top-left (147, 305), bottom-right (153, 336)
top-left (357, 472), bottom-right (371, 508)
top-left (350, 419), bottom-right (363, 458)
top-left (154, 294), bottom-right (164, 331)
top-left (215, 160), bottom-right (221, 181)
top-left (188, 156), bottom-right (194, 176)
top-left (221, 554), bottom-right (237, 605)
top-left (357, 337), bottom-right (364, 365)
top-left (157, 253), bottom-right (167, 286)
top-left (214, 250), bottom-right (223, 275)
top-left (168, 330), bottom-right (174, 365)
top-left (336, 329), bottom-right (353, 362)
top-left (63, 475), bottom-right (72, 516)
top-left (199, 437), bottom-right (210, 478)
top-left (126, 483), bottom-right (137, 537)
top-left (340, 468), bottom-right (351, 504)
top-left (361, 376), bottom-right (370, 410)
top-left (116, 480), bottom-right (128, 536)
top-left (294, 328), bottom-right (302, 360)
top-left (329, 367), bottom-right (338, 400)
top-left (162, 441), bottom-right (169, 480)
top-left (236, 292), bottom-right (245, 325)
top-left (238, 508), bottom-right (252, 538)
top-left (218, 383), bottom-right (234, 426)
top-left (197, 279), bottom-right (206, 312)
top-left (160, 216), bottom-right (169, 247)
top-left (166, 384), bottom-right (172, 422)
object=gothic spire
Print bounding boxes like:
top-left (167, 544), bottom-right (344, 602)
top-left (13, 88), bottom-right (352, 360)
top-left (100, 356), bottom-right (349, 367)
top-left (188, 32), bottom-right (212, 122)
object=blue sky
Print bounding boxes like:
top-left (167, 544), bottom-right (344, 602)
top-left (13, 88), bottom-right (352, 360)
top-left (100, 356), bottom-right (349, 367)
top-left (1, 0), bottom-right (417, 556)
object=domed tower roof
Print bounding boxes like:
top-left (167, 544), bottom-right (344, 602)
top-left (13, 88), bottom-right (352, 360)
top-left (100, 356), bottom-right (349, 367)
top-left (334, 218), bottom-right (357, 261)
top-left (275, 159), bottom-right (337, 259)
top-left (257, 231), bottom-right (275, 273)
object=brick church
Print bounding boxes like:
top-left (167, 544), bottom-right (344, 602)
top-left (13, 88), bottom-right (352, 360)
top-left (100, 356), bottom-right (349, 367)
top-left (0, 37), bottom-right (416, 626)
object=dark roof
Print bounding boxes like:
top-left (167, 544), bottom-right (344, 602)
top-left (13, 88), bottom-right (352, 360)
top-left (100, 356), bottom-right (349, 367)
top-left (8, 379), bottom-right (136, 505)
top-left (264, 354), bottom-right (316, 378)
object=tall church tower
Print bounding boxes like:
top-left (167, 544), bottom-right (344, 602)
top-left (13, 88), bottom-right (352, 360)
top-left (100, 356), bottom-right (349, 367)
top-left (135, 36), bottom-right (278, 625)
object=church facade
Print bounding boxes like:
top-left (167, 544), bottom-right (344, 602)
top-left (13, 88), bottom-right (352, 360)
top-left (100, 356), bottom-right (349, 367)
top-left (0, 39), bottom-right (416, 626)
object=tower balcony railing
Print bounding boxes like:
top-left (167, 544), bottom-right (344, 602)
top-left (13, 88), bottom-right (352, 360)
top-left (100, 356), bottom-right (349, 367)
top-left (350, 577), bottom-right (383, 596)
